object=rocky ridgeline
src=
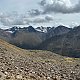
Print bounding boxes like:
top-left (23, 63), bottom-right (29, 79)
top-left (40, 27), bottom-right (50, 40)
top-left (0, 40), bottom-right (80, 80)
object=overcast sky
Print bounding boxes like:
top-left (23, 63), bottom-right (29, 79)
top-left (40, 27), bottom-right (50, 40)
top-left (0, 0), bottom-right (80, 28)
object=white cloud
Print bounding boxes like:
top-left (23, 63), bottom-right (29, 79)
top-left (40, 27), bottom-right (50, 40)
top-left (0, 13), bottom-right (30, 26)
top-left (28, 9), bottom-right (41, 16)
top-left (36, 0), bottom-right (80, 14)
top-left (0, 12), bottom-right (54, 26)
top-left (0, 0), bottom-right (80, 28)
top-left (41, 0), bottom-right (73, 14)
top-left (32, 15), bottom-right (53, 23)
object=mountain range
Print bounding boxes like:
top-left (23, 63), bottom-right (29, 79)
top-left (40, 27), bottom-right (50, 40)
top-left (0, 25), bottom-right (80, 57)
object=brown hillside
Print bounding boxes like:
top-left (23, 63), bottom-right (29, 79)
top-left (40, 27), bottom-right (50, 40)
top-left (0, 39), bottom-right (80, 80)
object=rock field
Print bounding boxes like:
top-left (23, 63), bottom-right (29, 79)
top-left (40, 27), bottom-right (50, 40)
top-left (0, 39), bottom-right (80, 80)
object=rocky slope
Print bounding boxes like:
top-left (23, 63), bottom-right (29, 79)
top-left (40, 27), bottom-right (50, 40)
top-left (0, 39), bottom-right (80, 80)
top-left (4, 26), bottom-right (46, 49)
top-left (38, 26), bottom-right (80, 57)
top-left (46, 25), bottom-right (71, 39)
top-left (0, 29), bottom-right (11, 42)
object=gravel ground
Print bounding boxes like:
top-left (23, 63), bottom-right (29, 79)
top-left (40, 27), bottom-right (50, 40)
top-left (0, 39), bottom-right (80, 80)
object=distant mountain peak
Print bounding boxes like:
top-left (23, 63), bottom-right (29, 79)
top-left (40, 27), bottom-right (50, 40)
top-left (27, 26), bottom-right (36, 32)
top-left (56, 25), bottom-right (69, 29)
top-left (36, 26), bottom-right (51, 33)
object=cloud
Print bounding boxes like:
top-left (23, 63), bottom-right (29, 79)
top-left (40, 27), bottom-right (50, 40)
top-left (29, 0), bottom-right (80, 15)
top-left (41, 0), bottom-right (80, 14)
top-left (39, 0), bottom-right (46, 6)
top-left (1, 0), bottom-right (80, 27)
top-left (0, 12), bottom-right (53, 26)
top-left (0, 13), bottom-right (29, 26)
top-left (73, 0), bottom-right (80, 13)
top-left (28, 9), bottom-right (41, 16)
top-left (32, 15), bottom-right (53, 23)
top-left (45, 16), bottom-right (53, 21)
top-left (40, 0), bottom-right (72, 14)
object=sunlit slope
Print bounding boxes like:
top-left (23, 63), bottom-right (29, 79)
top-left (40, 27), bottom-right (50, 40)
top-left (0, 39), bottom-right (80, 80)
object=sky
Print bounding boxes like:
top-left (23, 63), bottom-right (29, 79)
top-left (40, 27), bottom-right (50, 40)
top-left (0, 0), bottom-right (80, 28)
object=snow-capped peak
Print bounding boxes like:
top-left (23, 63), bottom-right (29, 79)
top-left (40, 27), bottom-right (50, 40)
top-left (36, 26), bottom-right (51, 33)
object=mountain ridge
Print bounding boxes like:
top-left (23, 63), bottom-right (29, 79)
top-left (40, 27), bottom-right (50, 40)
top-left (0, 25), bottom-right (80, 57)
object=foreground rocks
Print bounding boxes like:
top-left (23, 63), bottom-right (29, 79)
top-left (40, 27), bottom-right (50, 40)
top-left (0, 49), bottom-right (80, 80)
top-left (0, 39), bottom-right (80, 80)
